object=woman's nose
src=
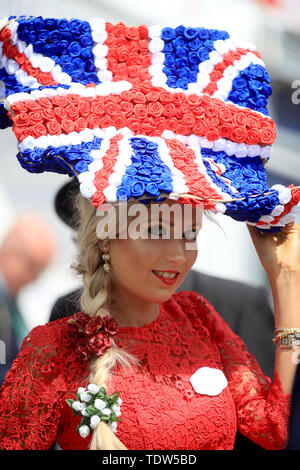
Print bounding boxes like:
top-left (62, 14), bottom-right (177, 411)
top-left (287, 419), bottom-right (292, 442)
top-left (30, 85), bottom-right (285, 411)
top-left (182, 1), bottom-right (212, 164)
top-left (165, 239), bottom-right (186, 266)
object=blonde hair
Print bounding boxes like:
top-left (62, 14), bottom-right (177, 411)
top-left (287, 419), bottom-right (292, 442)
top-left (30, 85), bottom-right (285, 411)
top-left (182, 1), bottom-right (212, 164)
top-left (71, 193), bottom-right (215, 449)
top-left (71, 193), bottom-right (141, 450)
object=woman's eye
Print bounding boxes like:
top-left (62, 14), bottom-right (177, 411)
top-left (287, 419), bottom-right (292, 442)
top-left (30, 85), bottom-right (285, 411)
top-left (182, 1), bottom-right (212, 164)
top-left (148, 225), bottom-right (167, 236)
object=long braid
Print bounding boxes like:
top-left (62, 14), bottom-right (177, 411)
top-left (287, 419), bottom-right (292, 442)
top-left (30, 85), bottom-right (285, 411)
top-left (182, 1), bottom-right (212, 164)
top-left (71, 193), bottom-right (138, 450)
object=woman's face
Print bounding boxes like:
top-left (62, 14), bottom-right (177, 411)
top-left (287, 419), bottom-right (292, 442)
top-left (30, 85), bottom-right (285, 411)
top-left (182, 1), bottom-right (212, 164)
top-left (106, 199), bottom-right (203, 306)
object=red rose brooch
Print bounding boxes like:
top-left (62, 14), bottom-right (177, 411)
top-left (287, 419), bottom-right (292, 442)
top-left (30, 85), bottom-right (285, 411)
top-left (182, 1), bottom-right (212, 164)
top-left (68, 312), bottom-right (118, 361)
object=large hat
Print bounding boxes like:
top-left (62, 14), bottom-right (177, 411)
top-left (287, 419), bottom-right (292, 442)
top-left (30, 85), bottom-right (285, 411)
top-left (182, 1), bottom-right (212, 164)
top-left (1, 15), bottom-right (299, 232)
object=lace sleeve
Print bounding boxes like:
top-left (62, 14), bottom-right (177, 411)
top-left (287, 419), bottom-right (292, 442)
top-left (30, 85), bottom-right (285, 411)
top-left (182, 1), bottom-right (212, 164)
top-left (0, 323), bottom-right (66, 450)
top-left (183, 291), bottom-right (291, 450)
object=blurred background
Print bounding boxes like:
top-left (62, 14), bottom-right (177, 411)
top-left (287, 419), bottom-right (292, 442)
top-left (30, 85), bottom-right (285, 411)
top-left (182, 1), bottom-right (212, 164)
top-left (0, 0), bottom-right (299, 330)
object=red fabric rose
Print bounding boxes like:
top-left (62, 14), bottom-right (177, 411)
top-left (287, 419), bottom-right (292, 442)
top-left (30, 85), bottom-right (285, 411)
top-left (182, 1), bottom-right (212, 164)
top-left (61, 118), bottom-right (75, 134)
top-left (120, 90), bottom-right (133, 102)
top-left (32, 123), bottom-right (47, 138)
top-left (99, 115), bottom-right (113, 128)
top-left (133, 103), bottom-right (148, 119)
top-left (54, 107), bottom-right (67, 122)
top-left (162, 103), bottom-right (176, 118)
top-left (11, 102), bottom-right (28, 114)
top-left (204, 103), bottom-right (218, 117)
top-left (210, 71), bottom-right (223, 82)
top-left (138, 25), bottom-right (148, 40)
top-left (206, 128), bottom-right (220, 141)
top-left (92, 191), bottom-right (105, 207)
top-left (193, 106), bottom-right (205, 118)
top-left (94, 176), bottom-right (108, 189)
top-left (79, 100), bottom-right (91, 119)
top-left (126, 26), bottom-right (139, 41)
top-left (186, 94), bottom-right (201, 107)
top-left (88, 114), bottom-right (100, 129)
top-left (219, 123), bottom-right (234, 139)
top-left (87, 333), bottom-right (112, 356)
top-left (65, 104), bottom-right (79, 120)
top-left (233, 112), bottom-right (248, 127)
top-left (66, 94), bottom-right (80, 106)
top-left (113, 22), bottom-right (126, 36)
top-left (14, 112), bottom-right (30, 127)
top-left (146, 91), bottom-right (160, 102)
top-left (29, 111), bottom-right (44, 125)
top-left (38, 97), bottom-right (52, 109)
top-left (159, 91), bottom-right (172, 104)
top-left (105, 102), bottom-right (121, 117)
top-left (46, 120), bottom-right (61, 135)
top-left (182, 113), bottom-right (195, 126)
top-left (42, 108), bottom-right (56, 120)
top-left (133, 91), bottom-right (146, 104)
top-left (74, 118), bottom-right (87, 133)
top-left (26, 100), bottom-right (42, 112)
top-left (52, 95), bottom-right (68, 107)
top-left (172, 93), bottom-right (185, 106)
top-left (121, 101), bottom-right (134, 115)
top-left (247, 114), bottom-right (261, 129)
top-left (219, 109), bottom-right (233, 124)
top-left (114, 115), bottom-right (126, 129)
top-left (91, 99), bottom-right (105, 116)
top-left (147, 101), bottom-right (163, 117)
top-left (205, 116), bottom-right (219, 128)
top-left (232, 126), bottom-right (247, 143)
top-left (192, 120), bottom-right (205, 136)
top-left (246, 128), bottom-right (260, 145)
top-left (260, 128), bottom-right (276, 145)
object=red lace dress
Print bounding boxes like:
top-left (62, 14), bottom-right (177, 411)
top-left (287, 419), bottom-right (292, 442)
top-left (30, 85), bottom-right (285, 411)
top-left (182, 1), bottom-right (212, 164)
top-left (0, 290), bottom-right (290, 450)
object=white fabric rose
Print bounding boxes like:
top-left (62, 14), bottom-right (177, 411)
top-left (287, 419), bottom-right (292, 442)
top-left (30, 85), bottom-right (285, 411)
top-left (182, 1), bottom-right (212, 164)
top-left (80, 392), bottom-right (93, 403)
top-left (112, 404), bottom-right (121, 417)
top-left (149, 37), bottom-right (164, 54)
top-left (94, 399), bottom-right (107, 411)
top-left (109, 422), bottom-right (118, 433)
top-left (272, 185), bottom-right (292, 205)
top-left (88, 384), bottom-right (100, 395)
top-left (79, 425), bottom-right (90, 439)
top-left (72, 401), bottom-right (86, 412)
top-left (90, 415), bottom-right (101, 430)
top-left (102, 408), bottom-right (112, 416)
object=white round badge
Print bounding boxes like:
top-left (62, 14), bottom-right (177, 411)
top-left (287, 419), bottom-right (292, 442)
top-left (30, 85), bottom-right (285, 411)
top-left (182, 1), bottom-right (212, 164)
top-left (190, 367), bottom-right (228, 396)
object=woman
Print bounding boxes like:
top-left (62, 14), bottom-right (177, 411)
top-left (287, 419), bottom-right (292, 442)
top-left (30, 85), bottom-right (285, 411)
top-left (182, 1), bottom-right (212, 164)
top-left (0, 15), bottom-right (300, 450)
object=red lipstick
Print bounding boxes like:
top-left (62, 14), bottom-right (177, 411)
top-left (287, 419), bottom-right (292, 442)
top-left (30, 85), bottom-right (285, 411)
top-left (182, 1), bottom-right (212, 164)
top-left (152, 270), bottom-right (180, 285)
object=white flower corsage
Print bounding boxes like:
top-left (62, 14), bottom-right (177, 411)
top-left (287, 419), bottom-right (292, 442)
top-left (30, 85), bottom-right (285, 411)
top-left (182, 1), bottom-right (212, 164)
top-left (66, 384), bottom-right (122, 438)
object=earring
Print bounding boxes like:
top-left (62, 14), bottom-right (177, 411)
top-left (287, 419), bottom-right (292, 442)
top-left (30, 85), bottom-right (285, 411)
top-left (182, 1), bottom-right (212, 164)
top-left (102, 252), bottom-right (111, 273)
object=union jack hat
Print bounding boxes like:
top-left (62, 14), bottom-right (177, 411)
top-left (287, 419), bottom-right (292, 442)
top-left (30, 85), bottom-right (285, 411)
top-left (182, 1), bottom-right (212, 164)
top-left (1, 15), bottom-right (300, 232)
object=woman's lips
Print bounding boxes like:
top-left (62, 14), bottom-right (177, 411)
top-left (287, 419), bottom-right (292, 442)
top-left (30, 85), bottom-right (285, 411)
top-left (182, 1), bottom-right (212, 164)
top-left (152, 271), bottom-right (180, 285)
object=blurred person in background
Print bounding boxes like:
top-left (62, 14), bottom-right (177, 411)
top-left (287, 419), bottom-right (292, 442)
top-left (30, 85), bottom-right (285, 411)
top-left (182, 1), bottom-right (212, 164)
top-left (0, 214), bottom-right (56, 384)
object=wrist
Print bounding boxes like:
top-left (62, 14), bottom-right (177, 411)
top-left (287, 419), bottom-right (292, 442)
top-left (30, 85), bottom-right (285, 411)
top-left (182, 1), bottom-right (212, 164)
top-left (270, 278), bottom-right (300, 328)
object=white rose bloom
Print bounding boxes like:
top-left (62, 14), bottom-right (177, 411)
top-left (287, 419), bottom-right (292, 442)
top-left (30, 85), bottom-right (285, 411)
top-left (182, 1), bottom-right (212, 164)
top-left (117, 397), bottom-right (122, 406)
top-left (72, 401), bottom-right (85, 412)
top-left (102, 408), bottom-right (112, 416)
top-left (90, 415), bottom-right (101, 430)
top-left (94, 399), bottom-right (107, 410)
top-left (112, 404), bottom-right (121, 417)
top-left (271, 204), bottom-right (284, 217)
top-left (79, 425), bottom-right (90, 439)
top-left (109, 422), bottom-right (118, 433)
top-left (80, 392), bottom-right (93, 403)
top-left (88, 384), bottom-right (100, 395)
top-left (149, 37), bottom-right (164, 54)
